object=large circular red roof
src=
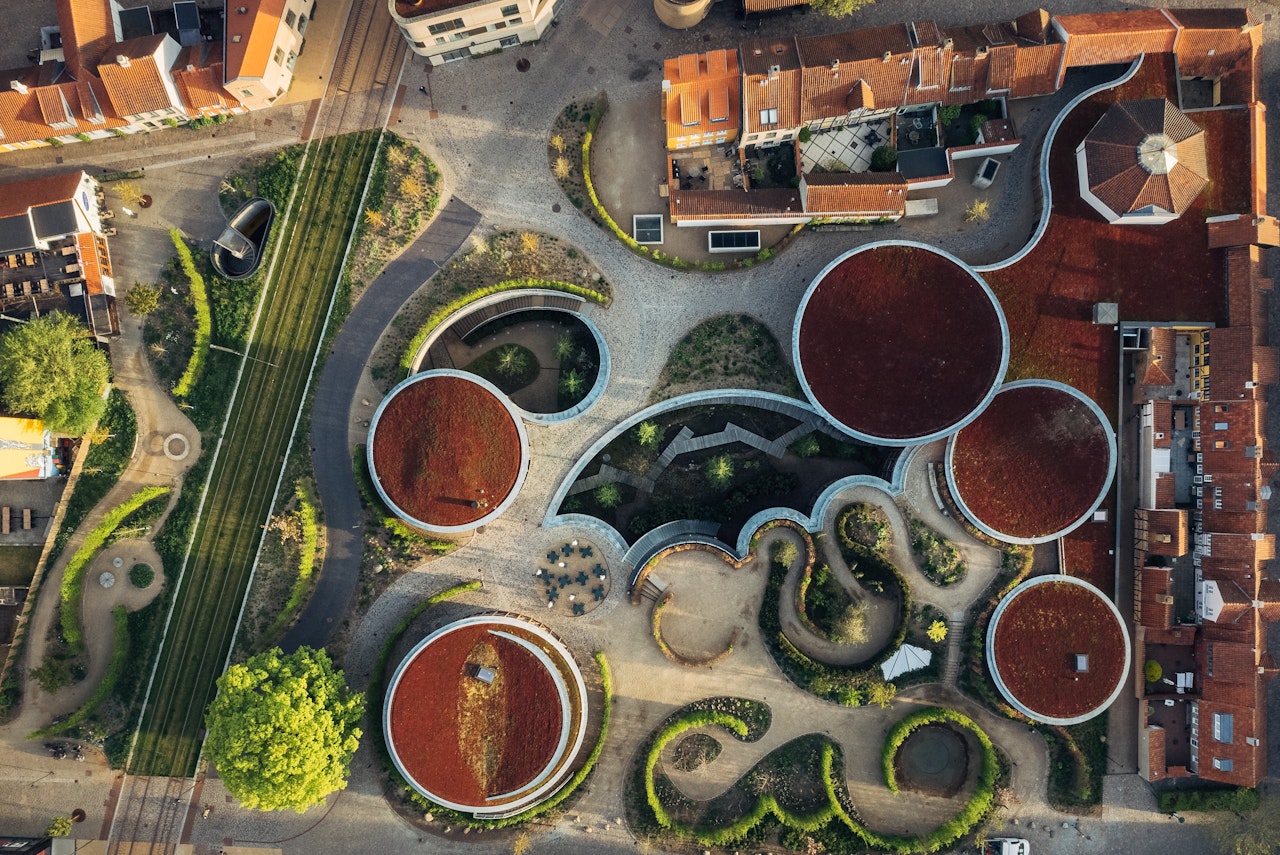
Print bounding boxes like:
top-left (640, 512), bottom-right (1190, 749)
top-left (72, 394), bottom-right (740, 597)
top-left (795, 243), bottom-right (1007, 443)
top-left (949, 382), bottom-right (1113, 542)
top-left (370, 373), bottom-right (525, 530)
top-left (988, 576), bottom-right (1129, 724)
top-left (386, 620), bottom-right (567, 810)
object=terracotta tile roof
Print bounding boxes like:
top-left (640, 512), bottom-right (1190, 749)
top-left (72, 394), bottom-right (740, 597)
top-left (1154, 471), bottom-right (1176, 507)
top-left (1151, 400), bottom-right (1173, 446)
top-left (1145, 725), bottom-right (1167, 781)
top-left (664, 50), bottom-right (741, 144)
top-left (1015, 8), bottom-right (1053, 43)
top-left (1224, 245), bottom-right (1272, 332)
top-left (1138, 565), bottom-right (1174, 629)
top-left (801, 172), bottom-right (907, 216)
top-left (1145, 509), bottom-right (1188, 556)
top-left (742, 0), bottom-right (806, 12)
top-left (1056, 9), bottom-right (1179, 68)
top-left (1209, 214), bottom-right (1280, 249)
top-left (226, 0), bottom-right (287, 81)
top-left (1009, 43), bottom-right (1064, 98)
top-left (796, 26), bottom-right (913, 121)
top-left (0, 83), bottom-right (125, 148)
top-left (1081, 99), bottom-right (1208, 218)
top-left (1249, 103), bottom-right (1267, 216)
top-left (75, 230), bottom-right (104, 295)
top-left (948, 55), bottom-right (976, 93)
top-left (58, 0), bottom-right (116, 77)
top-left (985, 45), bottom-right (1016, 92)
top-left (912, 48), bottom-right (945, 91)
top-left (669, 188), bottom-right (801, 223)
top-left (1170, 9), bottom-right (1258, 80)
top-left (174, 61), bottom-right (237, 112)
top-left (1205, 324), bottom-right (1278, 398)
top-left (0, 172), bottom-right (84, 219)
top-left (98, 37), bottom-right (176, 118)
top-left (35, 86), bottom-right (75, 128)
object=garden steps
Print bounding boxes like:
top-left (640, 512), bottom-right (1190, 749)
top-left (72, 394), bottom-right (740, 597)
top-left (567, 463), bottom-right (654, 495)
top-left (941, 611), bottom-right (965, 685)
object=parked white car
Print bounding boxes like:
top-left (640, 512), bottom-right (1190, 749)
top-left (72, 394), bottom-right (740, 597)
top-left (983, 839), bottom-right (1030, 855)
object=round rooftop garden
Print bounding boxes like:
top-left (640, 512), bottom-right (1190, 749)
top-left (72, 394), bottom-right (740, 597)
top-left (794, 242), bottom-right (1009, 445)
top-left (368, 370), bottom-right (529, 533)
top-left (946, 380), bottom-right (1115, 544)
top-left (384, 614), bottom-right (589, 817)
top-left (987, 575), bottom-right (1130, 725)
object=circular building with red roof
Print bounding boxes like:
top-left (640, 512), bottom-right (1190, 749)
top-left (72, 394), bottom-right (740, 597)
top-left (368, 370), bottom-right (529, 533)
top-left (946, 379), bottom-right (1115, 544)
top-left (793, 242), bottom-right (1009, 445)
top-left (384, 614), bottom-right (589, 817)
top-left (987, 575), bottom-right (1130, 725)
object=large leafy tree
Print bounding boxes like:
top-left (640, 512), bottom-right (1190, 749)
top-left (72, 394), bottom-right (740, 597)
top-left (204, 647), bottom-right (364, 812)
top-left (0, 312), bottom-right (109, 435)
top-left (807, 0), bottom-right (875, 17)
top-left (1210, 797), bottom-right (1280, 855)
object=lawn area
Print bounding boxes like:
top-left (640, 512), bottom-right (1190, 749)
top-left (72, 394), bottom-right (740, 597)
top-left (0, 546), bottom-right (39, 587)
top-left (983, 54), bottom-right (1240, 414)
top-left (127, 130), bottom-right (383, 777)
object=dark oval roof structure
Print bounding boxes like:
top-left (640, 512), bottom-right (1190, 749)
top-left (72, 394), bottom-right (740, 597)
top-left (211, 197), bottom-right (274, 280)
top-left (1075, 98), bottom-right (1208, 224)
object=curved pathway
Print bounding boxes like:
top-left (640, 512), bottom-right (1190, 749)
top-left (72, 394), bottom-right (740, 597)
top-left (281, 197), bottom-right (480, 652)
top-left (7, 308), bottom-right (201, 737)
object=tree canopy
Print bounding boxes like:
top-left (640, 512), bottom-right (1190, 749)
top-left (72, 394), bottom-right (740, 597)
top-left (807, 0), bottom-right (875, 17)
top-left (204, 647), bottom-right (364, 813)
top-left (0, 311), bottom-right (108, 435)
top-left (1210, 796), bottom-right (1280, 855)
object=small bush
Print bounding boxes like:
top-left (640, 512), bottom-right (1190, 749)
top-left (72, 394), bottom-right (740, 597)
top-left (705, 454), bottom-right (734, 487)
top-left (771, 539), bottom-right (799, 569)
top-left (1144, 659), bottom-right (1163, 683)
top-left (168, 230), bottom-right (211, 397)
top-left (789, 434), bottom-right (821, 458)
top-left (1157, 787), bottom-right (1260, 813)
top-left (129, 563), bottom-right (155, 588)
top-left (870, 145), bottom-right (898, 172)
top-left (595, 482), bottom-right (622, 509)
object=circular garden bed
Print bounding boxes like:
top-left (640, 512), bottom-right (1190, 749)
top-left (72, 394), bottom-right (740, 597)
top-left (986, 575), bottom-right (1130, 725)
top-left (384, 614), bottom-right (589, 816)
top-left (368, 371), bottom-right (529, 533)
top-left (795, 242), bottom-right (1008, 444)
top-left (947, 380), bottom-right (1115, 543)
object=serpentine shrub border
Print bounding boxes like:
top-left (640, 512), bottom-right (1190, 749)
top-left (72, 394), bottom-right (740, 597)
top-left (262, 485), bottom-right (320, 643)
top-left (33, 606), bottom-right (129, 738)
top-left (398, 279), bottom-right (610, 377)
top-left (169, 230), bottom-right (212, 398)
top-left (643, 701), bottom-right (1002, 853)
top-left (650, 590), bottom-right (740, 667)
top-left (60, 486), bottom-right (171, 653)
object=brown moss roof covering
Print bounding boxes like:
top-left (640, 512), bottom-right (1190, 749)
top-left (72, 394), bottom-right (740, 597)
top-left (797, 245), bottom-right (1004, 440)
top-left (992, 580), bottom-right (1126, 720)
top-left (388, 622), bottom-right (564, 807)
top-left (372, 375), bottom-right (521, 528)
top-left (951, 384), bottom-right (1111, 540)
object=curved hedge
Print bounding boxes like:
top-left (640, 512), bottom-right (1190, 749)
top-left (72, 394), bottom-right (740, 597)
top-left (641, 702), bottom-right (1003, 853)
top-left (33, 606), bottom-right (129, 737)
top-left (60, 485), bottom-right (170, 652)
top-left (169, 230), bottom-right (211, 398)
top-left (398, 278), bottom-right (609, 376)
top-left (262, 485), bottom-right (319, 642)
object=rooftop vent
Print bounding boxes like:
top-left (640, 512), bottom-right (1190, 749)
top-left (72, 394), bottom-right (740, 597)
top-left (1075, 654), bottom-right (1089, 673)
top-left (10, 80), bottom-right (28, 95)
top-left (237, 5), bottom-right (248, 12)
top-left (882, 50), bottom-right (891, 62)
top-left (116, 55), bottom-right (130, 67)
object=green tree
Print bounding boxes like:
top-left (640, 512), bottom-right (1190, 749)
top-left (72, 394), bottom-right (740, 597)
top-left (806, 0), bottom-right (875, 16)
top-left (495, 345), bottom-right (529, 377)
top-left (867, 681), bottom-right (897, 708)
top-left (204, 647), bottom-right (364, 813)
top-left (595, 481), bottom-right (622, 508)
top-left (124, 282), bottom-right (160, 315)
top-left (771, 539), bottom-right (799, 569)
top-left (927, 619), bottom-right (948, 643)
top-left (47, 816), bottom-right (73, 837)
top-left (31, 657), bottom-right (73, 693)
top-left (870, 144), bottom-right (898, 172)
top-left (554, 332), bottom-right (576, 361)
top-left (705, 454), bottom-right (734, 487)
top-left (938, 104), bottom-right (962, 126)
top-left (560, 369), bottom-right (585, 397)
top-left (833, 601), bottom-right (869, 644)
top-left (1210, 798), bottom-right (1280, 855)
top-left (633, 420), bottom-right (665, 448)
top-left (0, 311), bottom-right (108, 435)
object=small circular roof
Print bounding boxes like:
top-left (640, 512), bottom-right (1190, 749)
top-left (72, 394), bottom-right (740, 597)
top-left (987, 575), bottom-right (1130, 725)
top-left (794, 242), bottom-right (1009, 445)
top-left (947, 380), bottom-right (1115, 544)
top-left (1137, 133), bottom-right (1177, 175)
top-left (384, 615), bottom-right (589, 816)
top-left (368, 371), bottom-right (529, 533)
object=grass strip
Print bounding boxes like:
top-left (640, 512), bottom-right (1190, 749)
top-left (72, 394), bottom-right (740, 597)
top-left (60, 486), bottom-right (169, 653)
top-left (261, 486), bottom-right (320, 642)
top-left (33, 606), bottom-right (128, 738)
top-left (170, 230), bottom-right (212, 398)
top-left (129, 130), bottom-right (383, 777)
top-left (398, 277), bottom-right (609, 377)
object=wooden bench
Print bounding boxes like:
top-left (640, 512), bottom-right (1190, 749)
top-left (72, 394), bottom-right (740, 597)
top-left (22, 508), bottom-right (32, 530)
top-left (2, 507), bottom-right (9, 535)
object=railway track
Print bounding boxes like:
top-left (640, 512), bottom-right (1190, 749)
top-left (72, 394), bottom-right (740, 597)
top-left (104, 0), bottom-right (407, 851)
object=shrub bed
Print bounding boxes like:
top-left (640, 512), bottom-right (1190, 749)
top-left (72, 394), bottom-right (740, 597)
top-left (169, 230), bottom-right (211, 398)
top-left (882, 707), bottom-right (995, 794)
top-left (261, 485), bottom-right (319, 642)
top-left (909, 517), bottom-right (967, 586)
top-left (1158, 787), bottom-right (1260, 813)
top-left (59, 486), bottom-right (170, 653)
top-left (33, 606), bottom-right (129, 737)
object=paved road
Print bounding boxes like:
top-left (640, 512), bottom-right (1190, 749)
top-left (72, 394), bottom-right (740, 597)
top-left (281, 196), bottom-right (481, 652)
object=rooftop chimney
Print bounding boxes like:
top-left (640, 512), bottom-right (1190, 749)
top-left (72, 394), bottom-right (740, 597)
top-left (116, 55), bottom-right (130, 67)
top-left (10, 80), bottom-right (28, 95)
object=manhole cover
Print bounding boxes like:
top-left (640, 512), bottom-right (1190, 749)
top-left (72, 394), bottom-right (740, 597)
top-left (516, 58), bottom-right (531, 72)
top-left (99, 572), bottom-right (115, 589)
top-left (552, 203), bottom-right (561, 213)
